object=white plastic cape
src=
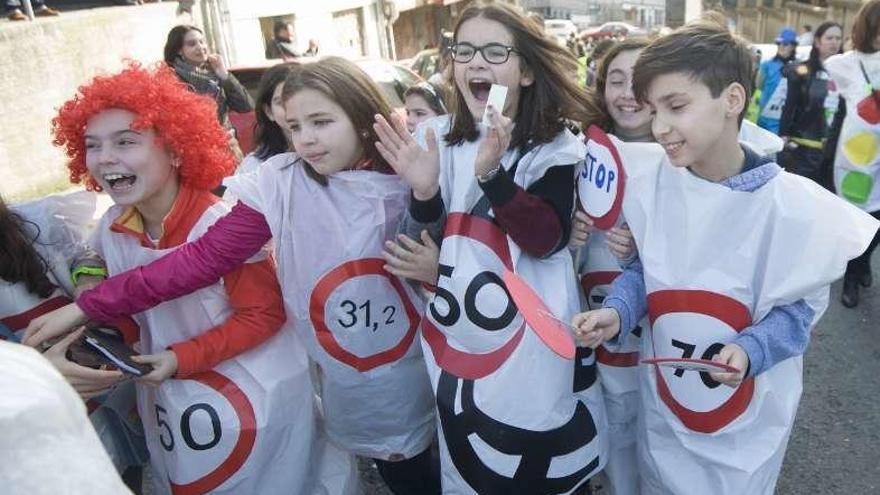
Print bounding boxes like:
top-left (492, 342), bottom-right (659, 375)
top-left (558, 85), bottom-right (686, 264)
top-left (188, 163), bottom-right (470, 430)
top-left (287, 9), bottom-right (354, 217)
top-left (0, 341), bottom-right (133, 494)
top-left (1, 190), bottom-right (97, 338)
top-left (417, 116), bottom-right (607, 494)
top-left (575, 231), bottom-right (642, 495)
top-left (92, 199), bottom-right (358, 495)
top-left (611, 134), bottom-right (878, 495)
top-left (826, 51), bottom-right (880, 212)
top-left (738, 120), bottom-right (784, 157)
top-left (0, 191), bottom-right (148, 473)
top-left (224, 153), bottom-right (436, 460)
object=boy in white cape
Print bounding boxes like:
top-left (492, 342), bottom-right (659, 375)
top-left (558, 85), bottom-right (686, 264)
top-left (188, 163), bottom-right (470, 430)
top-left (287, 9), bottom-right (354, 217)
top-left (573, 21), bottom-right (879, 495)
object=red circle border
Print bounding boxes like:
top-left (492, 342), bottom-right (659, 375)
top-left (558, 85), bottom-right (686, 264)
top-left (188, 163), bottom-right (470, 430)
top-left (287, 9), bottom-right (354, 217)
top-left (310, 258), bottom-right (420, 372)
top-left (647, 289), bottom-right (755, 433)
top-left (580, 125), bottom-right (627, 231)
top-left (170, 370), bottom-right (257, 494)
top-left (581, 270), bottom-right (639, 367)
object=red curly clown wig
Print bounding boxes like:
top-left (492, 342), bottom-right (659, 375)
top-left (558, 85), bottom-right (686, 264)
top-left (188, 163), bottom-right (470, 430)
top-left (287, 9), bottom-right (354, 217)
top-left (53, 63), bottom-right (234, 191)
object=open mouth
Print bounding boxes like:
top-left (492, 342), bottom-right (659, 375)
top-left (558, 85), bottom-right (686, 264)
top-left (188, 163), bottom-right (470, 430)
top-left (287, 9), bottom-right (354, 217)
top-left (616, 104), bottom-right (643, 114)
top-left (468, 80), bottom-right (492, 102)
top-left (103, 173), bottom-right (137, 191)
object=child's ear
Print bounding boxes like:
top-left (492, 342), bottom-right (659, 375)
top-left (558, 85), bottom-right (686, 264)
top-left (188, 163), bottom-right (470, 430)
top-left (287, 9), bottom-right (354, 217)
top-left (723, 82), bottom-right (747, 120)
top-left (520, 65), bottom-right (535, 88)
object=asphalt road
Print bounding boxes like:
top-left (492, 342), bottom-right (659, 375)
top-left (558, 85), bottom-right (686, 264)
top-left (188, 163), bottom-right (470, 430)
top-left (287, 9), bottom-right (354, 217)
top-left (777, 275), bottom-right (880, 494)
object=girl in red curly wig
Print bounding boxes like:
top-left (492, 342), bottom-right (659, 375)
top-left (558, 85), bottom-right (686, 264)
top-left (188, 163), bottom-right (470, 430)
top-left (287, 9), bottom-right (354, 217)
top-left (54, 63), bottom-right (234, 192)
top-left (50, 64), bottom-right (350, 493)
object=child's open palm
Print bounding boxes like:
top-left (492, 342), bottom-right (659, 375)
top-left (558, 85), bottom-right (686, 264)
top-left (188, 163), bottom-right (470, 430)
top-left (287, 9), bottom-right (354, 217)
top-left (374, 114), bottom-right (440, 200)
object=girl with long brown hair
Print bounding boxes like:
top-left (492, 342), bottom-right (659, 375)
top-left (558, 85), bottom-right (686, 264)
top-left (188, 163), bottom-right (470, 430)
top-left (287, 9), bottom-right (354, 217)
top-left (374, 1), bottom-right (607, 492)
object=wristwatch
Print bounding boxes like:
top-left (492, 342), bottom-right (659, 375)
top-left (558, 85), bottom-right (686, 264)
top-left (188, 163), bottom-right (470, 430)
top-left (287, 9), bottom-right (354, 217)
top-left (477, 164), bottom-right (503, 183)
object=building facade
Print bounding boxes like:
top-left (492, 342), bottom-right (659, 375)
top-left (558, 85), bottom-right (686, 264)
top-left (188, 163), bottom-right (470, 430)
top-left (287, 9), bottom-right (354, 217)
top-left (521, 0), bottom-right (666, 29)
top-left (197, 0), bottom-right (397, 66)
top-left (736, 0), bottom-right (864, 43)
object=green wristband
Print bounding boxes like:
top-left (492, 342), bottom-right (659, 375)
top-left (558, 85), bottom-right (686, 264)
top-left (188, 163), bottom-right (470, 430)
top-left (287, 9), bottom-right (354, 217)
top-left (71, 265), bottom-right (108, 286)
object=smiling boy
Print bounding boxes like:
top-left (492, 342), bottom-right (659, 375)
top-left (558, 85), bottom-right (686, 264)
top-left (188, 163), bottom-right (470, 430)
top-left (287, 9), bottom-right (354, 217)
top-left (572, 21), bottom-right (879, 494)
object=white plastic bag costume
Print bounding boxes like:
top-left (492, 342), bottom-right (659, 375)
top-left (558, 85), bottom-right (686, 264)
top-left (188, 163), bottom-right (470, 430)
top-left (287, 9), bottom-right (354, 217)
top-left (738, 120), bottom-right (785, 156)
top-left (418, 116), bottom-right (607, 494)
top-left (0, 191), bottom-right (148, 473)
top-left (224, 153), bottom-right (436, 460)
top-left (575, 127), bottom-right (645, 495)
top-left (826, 51), bottom-right (880, 212)
top-left (603, 131), bottom-right (878, 495)
top-left (92, 198), bottom-right (355, 495)
top-left (1, 191), bottom-right (95, 340)
top-left (0, 341), bottom-right (133, 494)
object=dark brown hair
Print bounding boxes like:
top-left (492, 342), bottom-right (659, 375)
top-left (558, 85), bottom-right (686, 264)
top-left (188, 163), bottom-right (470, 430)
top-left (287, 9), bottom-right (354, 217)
top-left (281, 56), bottom-right (394, 185)
top-left (0, 197), bottom-right (53, 298)
top-left (632, 20), bottom-right (754, 124)
top-left (852, 0), bottom-right (880, 54)
top-left (592, 38), bottom-right (652, 132)
top-left (163, 25), bottom-right (202, 65)
top-left (807, 21), bottom-right (843, 73)
top-left (254, 62), bottom-right (299, 160)
top-left (445, 1), bottom-right (601, 148)
top-left (404, 82), bottom-right (448, 116)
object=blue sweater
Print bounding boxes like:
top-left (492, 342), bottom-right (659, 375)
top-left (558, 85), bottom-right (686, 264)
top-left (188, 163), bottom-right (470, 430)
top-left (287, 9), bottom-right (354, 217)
top-left (604, 146), bottom-right (815, 377)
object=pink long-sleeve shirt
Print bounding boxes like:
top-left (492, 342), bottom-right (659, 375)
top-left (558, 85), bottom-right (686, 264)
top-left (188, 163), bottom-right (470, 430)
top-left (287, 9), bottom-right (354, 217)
top-left (78, 201), bottom-right (272, 322)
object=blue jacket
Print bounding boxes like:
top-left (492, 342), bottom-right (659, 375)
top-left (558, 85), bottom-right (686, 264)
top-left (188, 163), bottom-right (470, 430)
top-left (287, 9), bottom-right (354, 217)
top-left (757, 56), bottom-right (794, 134)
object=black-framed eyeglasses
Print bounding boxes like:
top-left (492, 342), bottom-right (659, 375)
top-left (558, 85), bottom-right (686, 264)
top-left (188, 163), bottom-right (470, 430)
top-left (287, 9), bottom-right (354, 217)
top-left (449, 42), bottom-right (520, 64)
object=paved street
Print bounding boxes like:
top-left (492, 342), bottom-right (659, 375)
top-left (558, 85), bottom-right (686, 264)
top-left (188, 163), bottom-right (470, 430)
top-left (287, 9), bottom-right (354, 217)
top-left (777, 275), bottom-right (880, 494)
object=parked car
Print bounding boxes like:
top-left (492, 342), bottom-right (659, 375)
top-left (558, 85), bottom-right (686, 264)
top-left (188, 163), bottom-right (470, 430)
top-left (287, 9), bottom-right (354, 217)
top-left (581, 22), bottom-right (646, 41)
top-left (228, 59), bottom-right (422, 154)
top-left (545, 19), bottom-right (578, 46)
top-left (410, 48), bottom-right (442, 81)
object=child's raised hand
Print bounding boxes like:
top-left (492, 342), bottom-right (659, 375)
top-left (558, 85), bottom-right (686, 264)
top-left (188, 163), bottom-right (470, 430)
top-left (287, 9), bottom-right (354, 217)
top-left (42, 328), bottom-right (125, 400)
top-left (132, 350), bottom-right (177, 387)
top-left (383, 230), bottom-right (440, 285)
top-left (571, 308), bottom-right (621, 349)
top-left (569, 211), bottom-right (595, 249)
top-left (22, 302), bottom-right (89, 348)
top-left (475, 105), bottom-right (514, 177)
top-left (606, 223), bottom-right (636, 260)
top-left (373, 113), bottom-right (440, 200)
top-left (708, 343), bottom-right (749, 388)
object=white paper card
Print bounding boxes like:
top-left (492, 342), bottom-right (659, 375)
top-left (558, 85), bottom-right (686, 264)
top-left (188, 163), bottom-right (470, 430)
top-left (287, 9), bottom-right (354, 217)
top-left (482, 84), bottom-right (508, 126)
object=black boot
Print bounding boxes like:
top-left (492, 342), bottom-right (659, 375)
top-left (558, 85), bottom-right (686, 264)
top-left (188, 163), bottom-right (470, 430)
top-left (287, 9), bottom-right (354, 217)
top-left (842, 277), bottom-right (860, 308)
top-left (860, 269), bottom-right (873, 288)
